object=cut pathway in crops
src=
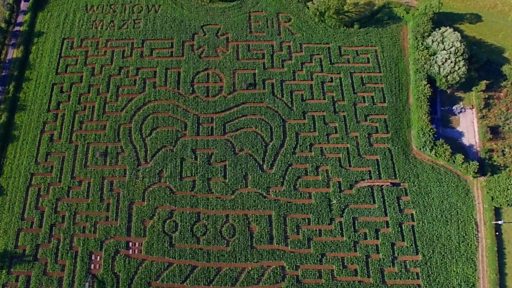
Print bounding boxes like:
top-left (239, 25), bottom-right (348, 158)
top-left (2, 30), bottom-right (424, 287)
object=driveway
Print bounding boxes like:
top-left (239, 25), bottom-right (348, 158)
top-left (440, 108), bottom-right (480, 161)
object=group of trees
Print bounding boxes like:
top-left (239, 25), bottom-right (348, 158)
top-left (426, 26), bottom-right (468, 89)
top-left (407, 0), bottom-right (480, 177)
top-left (486, 169), bottom-right (512, 207)
top-left (301, 0), bottom-right (377, 28)
top-left (414, 4), bottom-right (512, 208)
top-left (0, 0), bottom-right (15, 62)
top-left (483, 65), bottom-right (512, 207)
top-left (301, 0), bottom-right (468, 89)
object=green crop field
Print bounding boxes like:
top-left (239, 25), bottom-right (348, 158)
top-left (0, 0), bottom-right (477, 287)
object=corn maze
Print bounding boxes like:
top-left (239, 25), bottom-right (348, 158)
top-left (0, 1), bottom-right (477, 287)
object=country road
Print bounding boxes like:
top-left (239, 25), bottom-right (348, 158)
top-left (0, 0), bottom-right (30, 102)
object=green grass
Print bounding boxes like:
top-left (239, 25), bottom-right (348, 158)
top-left (441, 0), bottom-right (512, 62)
top-left (0, 0), bottom-right (477, 286)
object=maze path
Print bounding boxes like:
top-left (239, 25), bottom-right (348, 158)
top-left (5, 21), bottom-right (421, 287)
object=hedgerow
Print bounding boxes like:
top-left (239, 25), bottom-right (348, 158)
top-left (0, 0), bottom-right (17, 148)
top-left (485, 170), bottom-right (512, 207)
top-left (479, 65), bottom-right (512, 207)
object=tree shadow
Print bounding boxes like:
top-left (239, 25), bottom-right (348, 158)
top-left (0, 249), bottom-right (32, 271)
top-left (0, 0), bottom-right (47, 179)
top-left (356, 2), bottom-right (408, 28)
top-left (441, 91), bottom-right (464, 107)
top-left (489, 125), bottom-right (503, 140)
top-left (460, 35), bottom-right (510, 91)
top-left (0, 32), bottom-right (42, 177)
top-left (438, 128), bottom-right (475, 158)
top-left (85, 274), bottom-right (108, 288)
top-left (435, 11), bottom-right (483, 26)
top-left (434, 12), bottom-right (509, 91)
top-left (32, 0), bottom-right (50, 13)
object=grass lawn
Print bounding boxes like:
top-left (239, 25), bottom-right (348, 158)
top-left (441, 0), bottom-right (512, 62)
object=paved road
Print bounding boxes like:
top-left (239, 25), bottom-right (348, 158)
top-left (0, 0), bottom-right (30, 102)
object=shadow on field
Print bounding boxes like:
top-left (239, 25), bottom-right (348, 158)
top-left (92, 276), bottom-right (107, 288)
top-left (31, 0), bottom-right (49, 13)
top-left (435, 11), bottom-right (483, 26)
top-left (0, 249), bottom-right (32, 271)
top-left (435, 12), bottom-right (510, 90)
top-left (0, 0), bottom-right (48, 179)
top-left (84, 274), bottom-right (108, 288)
top-left (356, 3), bottom-right (408, 28)
top-left (463, 35), bottom-right (510, 90)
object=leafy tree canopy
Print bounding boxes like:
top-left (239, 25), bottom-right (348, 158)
top-left (307, 0), bottom-right (348, 27)
top-left (425, 27), bottom-right (468, 89)
top-left (486, 169), bottom-right (512, 207)
top-left (306, 0), bottom-right (376, 28)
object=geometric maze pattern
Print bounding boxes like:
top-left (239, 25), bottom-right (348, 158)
top-left (6, 20), bottom-right (422, 287)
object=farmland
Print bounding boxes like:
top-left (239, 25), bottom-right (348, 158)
top-left (0, 0), bottom-right (476, 287)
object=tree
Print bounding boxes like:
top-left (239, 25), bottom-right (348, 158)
top-left (425, 27), bottom-right (468, 89)
top-left (417, 0), bottom-right (443, 15)
top-left (306, 0), bottom-right (377, 28)
top-left (486, 170), bottom-right (512, 207)
top-left (307, 0), bottom-right (348, 27)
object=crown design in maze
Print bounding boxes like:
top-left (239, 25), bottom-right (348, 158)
top-left (8, 20), bottom-right (422, 287)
